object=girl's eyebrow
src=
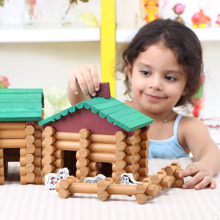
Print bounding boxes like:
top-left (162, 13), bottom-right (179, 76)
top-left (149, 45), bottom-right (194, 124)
top-left (166, 70), bottom-right (183, 75)
top-left (138, 62), bottom-right (183, 75)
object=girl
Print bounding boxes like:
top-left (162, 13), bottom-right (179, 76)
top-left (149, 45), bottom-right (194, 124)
top-left (67, 19), bottom-right (220, 190)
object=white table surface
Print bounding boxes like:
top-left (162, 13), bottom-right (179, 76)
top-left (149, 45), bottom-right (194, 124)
top-left (0, 158), bottom-right (220, 220)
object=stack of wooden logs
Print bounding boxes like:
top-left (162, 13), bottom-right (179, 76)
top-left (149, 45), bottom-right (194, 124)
top-left (56, 162), bottom-right (184, 204)
top-left (0, 121), bottom-right (41, 185)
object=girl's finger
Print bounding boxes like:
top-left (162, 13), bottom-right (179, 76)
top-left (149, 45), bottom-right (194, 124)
top-left (194, 176), bottom-right (212, 190)
top-left (179, 163), bottom-right (198, 178)
top-left (89, 64), bottom-right (100, 92)
top-left (182, 172), bottom-right (203, 189)
top-left (210, 178), bottom-right (216, 189)
top-left (69, 75), bottom-right (78, 95)
top-left (75, 72), bottom-right (90, 98)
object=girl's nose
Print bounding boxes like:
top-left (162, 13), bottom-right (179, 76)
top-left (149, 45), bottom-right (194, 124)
top-left (149, 75), bottom-right (162, 90)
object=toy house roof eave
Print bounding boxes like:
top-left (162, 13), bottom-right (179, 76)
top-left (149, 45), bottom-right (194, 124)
top-left (38, 96), bottom-right (153, 132)
top-left (0, 88), bottom-right (44, 121)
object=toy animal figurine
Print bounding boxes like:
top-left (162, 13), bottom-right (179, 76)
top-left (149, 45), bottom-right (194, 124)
top-left (191, 0), bottom-right (212, 28)
top-left (216, 14), bottom-right (220, 26)
top-left (143, 0), bottom-right (160, 24)
top-left (172, 3), bottom-right (185, 24)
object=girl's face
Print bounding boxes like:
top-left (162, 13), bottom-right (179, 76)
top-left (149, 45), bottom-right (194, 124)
top-left (127, 43), bottom-right (188, 116)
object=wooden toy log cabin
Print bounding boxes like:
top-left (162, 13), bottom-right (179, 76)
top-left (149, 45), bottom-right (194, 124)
top-left (39, 83), bottom-right (153, 184)
top-left (0, 89), bottom-right (44, 185)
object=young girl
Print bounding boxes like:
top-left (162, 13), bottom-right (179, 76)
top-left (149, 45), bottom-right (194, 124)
top-left (67, 19), bottom-right (220, 190)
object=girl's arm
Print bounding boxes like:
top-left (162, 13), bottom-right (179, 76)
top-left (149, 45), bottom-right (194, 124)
top-left (67, 64), bottom-right (100, 106)
top-left (179, 117), bottom-right (220, 190)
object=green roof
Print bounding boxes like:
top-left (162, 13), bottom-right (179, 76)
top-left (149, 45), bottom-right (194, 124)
top-left (39, 96), bottom-right (153, 132)
top-left (0, 89), bottom-right (44, 121)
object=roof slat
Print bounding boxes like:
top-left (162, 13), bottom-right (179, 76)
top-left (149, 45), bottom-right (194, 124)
top-left (0, 89), bottom-right (43, 94)
top-left (0, 94), bottom-right (42, 103)
top-left (99, 103), bottom-right (126, 118)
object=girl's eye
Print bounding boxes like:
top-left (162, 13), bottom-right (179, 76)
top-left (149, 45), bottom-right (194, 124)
top-left (165, 75), bottom-right (177, 81)
top-left (140, 70), bottom-right (150, 76)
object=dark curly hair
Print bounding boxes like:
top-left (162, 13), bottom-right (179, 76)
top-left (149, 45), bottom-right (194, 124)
top-left (117, 18), bottom-right (203, 107)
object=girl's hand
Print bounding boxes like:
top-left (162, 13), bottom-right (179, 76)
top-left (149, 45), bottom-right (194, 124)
top-left (69, 64), bottom-right (100, 98)
top-left (178, 161), bottom-right (216, 190)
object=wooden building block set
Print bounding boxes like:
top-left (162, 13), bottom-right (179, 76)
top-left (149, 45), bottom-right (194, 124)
top-left (39, 83), bottom-right (154, 184)
top-left (56, 162), bottom-right (184, 204)
top-left (0, 85), bottom-right (185, 204)
top-left (0, 89), bottom-right (44, 185)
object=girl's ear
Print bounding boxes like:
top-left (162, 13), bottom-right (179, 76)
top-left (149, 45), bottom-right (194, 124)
top-left (182, 89), bottom-right (187, 96)
top-left (126, 64), bottom-right (132, 83)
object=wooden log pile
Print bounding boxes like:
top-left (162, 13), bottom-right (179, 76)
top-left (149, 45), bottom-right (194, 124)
top-left (56, 162), bottom-right (184, 204)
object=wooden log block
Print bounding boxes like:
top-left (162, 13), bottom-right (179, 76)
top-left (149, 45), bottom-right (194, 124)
top-left (138, 167), bottom-right (148, 177)
top-left (89, 143), bottom-right (117, 154)
top-left (146, 184), bottom-right (162, 196)
top-left (115, 151), bottom-right (126, 161)
top-left (34, 148), bottom-right (41, 157)
top-left (115, 131), bottom-right (126, 142)
top-left (139, 140), bottom-right (150, 149)
top-left (151, 170), bottom-right (167, 184)
top-left (20, 166), bottom-right (41, 176)
top-left (115, 141), bottom-right (127, 151)
top-left (125, 154), bottom-right (141, 164)
top-left (164, 162), bottom-right (181, 175)
top-left (88, 153), bottom-right (116, 163)
top-left (0, 158), bottom-right (3, 167)
top-left (59, 176), bottom-right (76, 189)
top-left (79, 139), bottom-right (91, 148)
top-left (34, 139), bottom-right (41, 148)
top-left (0, 130), bottom-right (26, 139)
top-left (42, 155), bottom-right (56, 165)
top-left (0, 122), bottom-right (26, 130)
top-left (58, 189), bottom-right (72, 199)
top-left (89, 134), bottom-right (117, 144)
top-left (79, 148), bottom-right (90, 158)
top-left (42, 145), bottom-right (56, 156)
top-left (125, 136), bottom-right (141, 145)
top-left (138, 158), bottom-right (147, 167)
top-left (33, 157), bottom-right (41, 167)
top-left (69, 182), bottom-right (98, 194)
top-left (0, 176), bottom-right (4, 185)
top-left (80, 166), bottom-right (90, 176)
top-left (114, 160), bottom-right (126, 170)
top-left (139, 149), bottom-right (146, 158)
top-left (136, 193), bottom-right (148, 204)
top-left (125, 145), bottom-right (141, 155)
top-left (136, 182), bottom-right (150, 194)
top-left (0, 139), bottom-right (26, 148)
top-left (139, 130), bottom-right (149, 140)
top-left (42, 164), bottom-right (55, 175)
top-left (42, 126), bottom-right (56, 137)
top-left (79, 158), bottom-right (90, 167)
top-left (89, 171), bottom-right (99, 177)
top-left (25, 135), bottom-right (35, 145)
top-left (20, 175), bottom-right (41, 185)
top-left (0, 149), bottom-right (3, 157)
top-left (25, 163), bottom-right (35, 173)
top-left (54, 150), bottom-right (64, 159)
top-left (174, 178), bottom-right (184, 188)
top-left (161, 175), bottom-right (176, 188)
top-left (79, 129), bottom-right (91, 139)
top-left (26, 144), bottom-right (36, 154)
top-left (88, 162), bottom-right (99, 171)
top-left (25, 154), bottom-right (35, 164)
top-left (53, 132), bottom-right (80, 142)
top-left (173, 169), bottom-right (183, 179)
top-left (54, 141), bottom-right (80, 151)
top-left (43, 136), bottom-right (56, 146)
top-left (125, 163), bottom-right (140, 173)
top-left (107, 184), bottom-right (137, 195)
top-left (53, 159), bottom-right (64, 168)
top-left (25, 125), bottom-right (35, 135)
top-left (26, 172), bottom-right (35, 182)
